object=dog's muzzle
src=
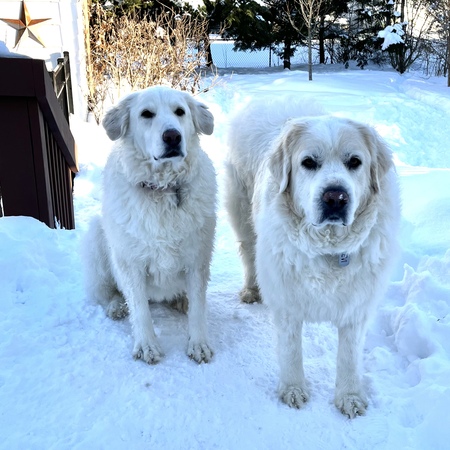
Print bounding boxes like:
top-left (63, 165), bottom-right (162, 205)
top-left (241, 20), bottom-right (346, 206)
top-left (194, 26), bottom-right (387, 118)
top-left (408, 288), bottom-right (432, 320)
top-left (320, 186), bottom-right (349, 225)
top-left (161, 128), bottom-right (183, 159)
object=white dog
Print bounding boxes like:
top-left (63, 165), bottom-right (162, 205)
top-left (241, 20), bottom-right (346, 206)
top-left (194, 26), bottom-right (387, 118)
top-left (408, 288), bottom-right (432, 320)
top-left (225, 97), bottom-right (400, 417)
top-left (82, 86), bottom-right (216, 364)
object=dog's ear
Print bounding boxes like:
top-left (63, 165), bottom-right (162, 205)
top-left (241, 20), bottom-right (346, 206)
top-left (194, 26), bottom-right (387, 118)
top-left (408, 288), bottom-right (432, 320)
top-left (269, 121), bottom-right (305, 194)
top-left (102, 93), bottom-right (137, 141)
top-left (186, 95), bottom-right (214, 135)
top-left (358, 124), bottom-right (393, 194)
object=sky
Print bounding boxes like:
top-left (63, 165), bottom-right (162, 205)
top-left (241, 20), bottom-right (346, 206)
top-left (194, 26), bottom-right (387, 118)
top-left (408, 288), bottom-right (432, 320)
top-left (1, 64), bottom-right (450, 449)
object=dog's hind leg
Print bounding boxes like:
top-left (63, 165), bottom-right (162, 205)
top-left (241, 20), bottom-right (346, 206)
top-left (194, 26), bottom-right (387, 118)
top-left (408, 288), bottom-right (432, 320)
top-left (224, 163), bottom-right (261, 303)
top-left (167, 292), bottom-right (189, 314)
top-left (82, 216), bottom-right (129, 319)
top-left (105, 294), bottom-right (129, 319)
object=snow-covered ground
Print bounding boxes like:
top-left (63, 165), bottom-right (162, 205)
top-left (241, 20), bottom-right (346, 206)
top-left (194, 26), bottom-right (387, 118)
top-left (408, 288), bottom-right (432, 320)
top-left (1, 66), bottom-right (450, 449)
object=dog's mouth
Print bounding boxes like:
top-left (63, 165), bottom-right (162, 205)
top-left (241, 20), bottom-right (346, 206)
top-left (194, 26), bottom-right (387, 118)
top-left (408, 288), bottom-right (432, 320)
top-left (162, 147), bottom-right (184, 159)
top-left (313, 216), bottom-right (348, 228)
top-left (153, 149), bottom-right (186, 163)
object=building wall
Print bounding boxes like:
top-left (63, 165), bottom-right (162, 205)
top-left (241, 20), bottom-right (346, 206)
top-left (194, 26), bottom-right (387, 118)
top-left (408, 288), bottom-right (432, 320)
top-left (0, 0), bottom-right (88, 119)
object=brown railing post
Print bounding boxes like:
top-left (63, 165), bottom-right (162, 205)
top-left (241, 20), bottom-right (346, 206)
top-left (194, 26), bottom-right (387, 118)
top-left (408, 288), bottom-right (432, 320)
top-left (63, 51), bottom-right (74, 116)
top-left (52, 51), bottom-right (74, 122)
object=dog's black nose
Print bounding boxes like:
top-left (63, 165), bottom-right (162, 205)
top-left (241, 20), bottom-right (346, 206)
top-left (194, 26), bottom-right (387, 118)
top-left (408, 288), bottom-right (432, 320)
top-left (163, 129), bottom-right (182, 149)
top-left (321, 188), bottom-right (349, 224)
top-left (161, 128), bottom-right (183, 159)
top-left (322, 189), bottom-right (349, 210)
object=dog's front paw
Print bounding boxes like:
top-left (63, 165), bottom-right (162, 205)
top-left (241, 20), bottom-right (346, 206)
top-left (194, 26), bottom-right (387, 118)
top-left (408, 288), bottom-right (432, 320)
top-left (279, 384), bottom-right (310, 409)
top-left (239, 287), bottom-right (261, 304)
top-left (133, 340), bottom-right (163, 364)
top-left (335, 392), bottom-right (368, 418)
top-left (187, 340), bottom-right (213, 364)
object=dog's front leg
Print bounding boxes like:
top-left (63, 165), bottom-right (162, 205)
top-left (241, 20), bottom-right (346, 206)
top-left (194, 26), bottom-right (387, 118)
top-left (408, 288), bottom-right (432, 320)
top-left (113, 257), bottom-right (163, 364)
top-left (275, 313), bottom-right (310, 408)
top-left (185, 268), bottom-right (213, 363)
top-left (334, 323), bottom-right (368, 418)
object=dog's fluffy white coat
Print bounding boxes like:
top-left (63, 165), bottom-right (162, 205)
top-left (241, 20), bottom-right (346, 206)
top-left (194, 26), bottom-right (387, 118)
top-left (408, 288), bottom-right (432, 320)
top-left (225, 98), bottom-right (400, 417)
top-left (82, 86), bottom-right (216, 364)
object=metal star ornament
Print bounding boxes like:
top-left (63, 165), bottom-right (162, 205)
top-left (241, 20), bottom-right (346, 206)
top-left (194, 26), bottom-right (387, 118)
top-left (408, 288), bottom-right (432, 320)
top-left (0, 1), bottom-right (51, 48)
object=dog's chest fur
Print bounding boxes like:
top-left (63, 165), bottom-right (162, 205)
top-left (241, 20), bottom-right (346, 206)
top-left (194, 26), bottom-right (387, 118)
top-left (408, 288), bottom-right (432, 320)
top-left (255, 187), bottom-right (394, 325)
top-left (260, 239), bottom-right (380, 324)
top-left (101, 150), bottom-right (216, 289)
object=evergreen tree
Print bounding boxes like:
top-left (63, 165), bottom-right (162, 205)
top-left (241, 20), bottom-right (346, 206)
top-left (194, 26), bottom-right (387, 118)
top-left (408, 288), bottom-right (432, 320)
top-left (316, 0), bottom-right (348, 64)
top-left (198, 0), bottom-right (236, 66)
top-left (341, 0), bottom-right (394, 68)
top-left (226, 0), bottom-right (274, 50)
top-left (223, 0), bottom-right (306, 69)
top-left (267, 0), bottom-right (308, 69)
top-left (207, 0), bottom-right (346, 69)
top-left (379, 0), bottom-right (437, 75)
top-left (201, 0), bottom-right (235, 36)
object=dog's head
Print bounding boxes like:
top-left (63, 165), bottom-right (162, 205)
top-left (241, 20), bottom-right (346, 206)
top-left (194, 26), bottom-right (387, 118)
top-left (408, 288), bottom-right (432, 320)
top-left (269, 116), bottom-right (393, 228)
top-left (102, 86), bottom-right (214, 166)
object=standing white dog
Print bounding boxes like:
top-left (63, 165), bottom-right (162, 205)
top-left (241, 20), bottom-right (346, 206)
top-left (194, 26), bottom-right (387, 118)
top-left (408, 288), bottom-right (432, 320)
top-left (225, 98), bottom-right (400, 417)
top-left (83, 86), bottom-right (216, 364)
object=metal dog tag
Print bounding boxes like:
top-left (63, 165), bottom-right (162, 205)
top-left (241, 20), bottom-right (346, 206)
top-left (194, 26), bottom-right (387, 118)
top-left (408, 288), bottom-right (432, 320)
top-left (339, 253), bottom-right (350, 267)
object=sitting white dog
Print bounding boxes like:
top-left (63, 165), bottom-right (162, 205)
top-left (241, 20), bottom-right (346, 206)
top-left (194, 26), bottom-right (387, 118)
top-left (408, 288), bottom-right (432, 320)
top-left (82, 86), bottom-right (216, 364)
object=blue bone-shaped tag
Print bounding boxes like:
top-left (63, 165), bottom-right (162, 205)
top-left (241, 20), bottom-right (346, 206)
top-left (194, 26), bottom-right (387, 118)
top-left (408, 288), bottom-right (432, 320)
top-left (339, 253), bottom-right (350, 267)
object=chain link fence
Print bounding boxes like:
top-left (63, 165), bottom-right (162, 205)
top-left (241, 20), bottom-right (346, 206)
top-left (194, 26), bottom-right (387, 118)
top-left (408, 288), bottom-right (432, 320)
top-left (210, 39), bottom-right (316, 69)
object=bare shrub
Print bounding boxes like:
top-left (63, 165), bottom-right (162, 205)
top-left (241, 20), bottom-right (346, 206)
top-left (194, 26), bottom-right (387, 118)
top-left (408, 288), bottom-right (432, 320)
top-left (87, 5), bottom-right (215, 123)
top-left (419, 39), bottom-right (448, 78)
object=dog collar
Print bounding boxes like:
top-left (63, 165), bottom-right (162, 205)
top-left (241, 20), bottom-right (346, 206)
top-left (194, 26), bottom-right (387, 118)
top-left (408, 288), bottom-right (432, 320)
top-left (140, 181), bottom-right (178, 191)
top-left (141, 181), bottom-right (178, 189)
top-left (140, 181), bottom-right (158, 190)
top-left (140, 181), bottom-right (182, 206)
top-left (338, 253), bottom-right (350, 267)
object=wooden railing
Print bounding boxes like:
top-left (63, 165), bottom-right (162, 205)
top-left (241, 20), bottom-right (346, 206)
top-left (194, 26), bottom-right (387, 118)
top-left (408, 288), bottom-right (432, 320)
top-left (0, 55), bottom-right (78, 229)
top-left (50, 51), bottom-right (74, 122)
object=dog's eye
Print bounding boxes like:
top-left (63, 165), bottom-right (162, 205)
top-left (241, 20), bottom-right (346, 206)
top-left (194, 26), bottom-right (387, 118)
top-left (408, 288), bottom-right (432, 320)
top-left (346, 156), bottom-right (362, 170)
top-left (175, 108), bottom-right (185, 117)
top-left (141, 110), bottom-right (155, 119)
top-left (302, 157), bottom-right (319, 171)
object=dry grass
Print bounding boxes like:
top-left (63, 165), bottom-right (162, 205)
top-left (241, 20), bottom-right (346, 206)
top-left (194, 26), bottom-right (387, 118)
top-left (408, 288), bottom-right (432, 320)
top-left (88, 6), bottom-right (215, 123)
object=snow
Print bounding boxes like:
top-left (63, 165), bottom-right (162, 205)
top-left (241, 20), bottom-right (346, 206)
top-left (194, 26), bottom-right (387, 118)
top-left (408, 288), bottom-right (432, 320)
top-left (1, 66), bottom-right (450, 449)
top-left (378, 24), bottom-right (405, 50)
